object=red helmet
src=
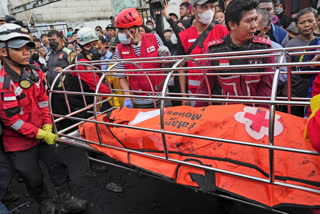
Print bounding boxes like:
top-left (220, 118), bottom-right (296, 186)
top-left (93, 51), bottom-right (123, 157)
top-left (115, 8), bottom-right (143, 29)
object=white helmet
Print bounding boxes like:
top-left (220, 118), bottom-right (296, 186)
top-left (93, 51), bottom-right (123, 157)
top-left (77, 27), bottom-right (99, 46)
top-left (0, 23), bottom-right (34, 48)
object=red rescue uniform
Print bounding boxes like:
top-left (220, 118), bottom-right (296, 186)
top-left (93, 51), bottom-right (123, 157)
top-left (179, 24), bottom-right (229, 93)
top-left (0, 64), bottom-right (51, 152)
top-left (117, 33), bottom-right (165, 95)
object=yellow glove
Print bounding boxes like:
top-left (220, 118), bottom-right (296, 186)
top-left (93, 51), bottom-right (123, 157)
top-left (305, 94), bottom-right (320, 141)
top-left (309, 94), bottom-right (320, 119)
top-left (42, 124), bottom-right (53, 133)
top-left (36, 129), bottom-right (59, 145)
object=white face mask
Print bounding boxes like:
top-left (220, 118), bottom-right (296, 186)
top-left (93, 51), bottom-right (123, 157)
top-left (198, 9), bottom-right (214, 25)
top-left (147, 25), bottom-right (153, 30)
top-left (118, 32), bottom-right (131, 45)
top-left (274, 8), bottom-right (283, 15)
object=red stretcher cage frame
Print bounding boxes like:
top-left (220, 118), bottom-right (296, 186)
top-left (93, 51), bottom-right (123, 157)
top-left (49, 45), bottom-right (320, 214)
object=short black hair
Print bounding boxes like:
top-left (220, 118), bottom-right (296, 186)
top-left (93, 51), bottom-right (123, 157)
top-left (258, 0), bottom-right (273, 4)
top-left (139, 25), bottom-right (152, 33)
top-left (164, 29), bottom-right (172, 33)
top-left (98, 36), bottom-right (106, 44)
top-left (169, 13), bottom-right (179, 20)
top-left (48, 30), bottom-right (63, 39)
top-left (225, 0), bottom-right (259, 31)
top-left (40, 34), bottom-right (48, 40)
top-left (146, 20), bottom-right (154, 25)
top-left (95, 26), bottom-right (102, 31)
top-left (180, 2), bottom-right (190, 9)
top-left (296, 7), bottom-right (317, 24)
top-left (34, 38), bottom-right (41, 43)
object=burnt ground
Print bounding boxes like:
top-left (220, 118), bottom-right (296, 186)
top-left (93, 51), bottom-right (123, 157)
top-left (3, 154), bottom-right (311, 214)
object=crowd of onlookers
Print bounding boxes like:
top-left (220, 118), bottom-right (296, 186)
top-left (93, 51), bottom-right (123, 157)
top-left (2, 0), bottom-right (320, 213)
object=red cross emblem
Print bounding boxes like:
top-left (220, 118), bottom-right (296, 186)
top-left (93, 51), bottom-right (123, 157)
top-left (234, 107), bottom-right (284, 140)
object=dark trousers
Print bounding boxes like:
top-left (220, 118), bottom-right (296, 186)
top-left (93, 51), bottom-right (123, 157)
top-left (52, 93), bottom-right (75, 132)
top-left (7, 143), bottom-right (68, 201)
top-left (0, 146), bottom-right (11, 200)
top-left (56, 143), bottom-right (89, 200)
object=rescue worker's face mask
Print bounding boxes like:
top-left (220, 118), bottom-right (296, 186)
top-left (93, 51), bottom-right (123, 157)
top-left (274, 8), bottom-right (283, 15)
top-left (118, 32), bottom-right (131, 45)
top-left (87, 46), bottom-right (100, 60)
top-left (197, 9), bottom-right (214, 25)
top-left (147, 25), bottom-right (153, 30)
top-left (31, 53), bottom-right (39, 61)
top-left (49, 41), bottom-right (59, 51)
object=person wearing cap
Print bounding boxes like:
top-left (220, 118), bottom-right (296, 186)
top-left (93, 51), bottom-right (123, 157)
top-left (0, 23), bottom-right (88, 214)
top-left (257, 0), bottom-right (289, 46)
top-left (195, 0), bottom-right (275, 108)
top-left (114, 8), bottom-right (171, 109)
top-left (105, 24), bottom-right (117, 42)
top-left (178, 0), bottom-right (229, 106)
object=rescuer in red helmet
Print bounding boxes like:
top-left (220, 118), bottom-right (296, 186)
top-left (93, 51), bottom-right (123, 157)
top-left (113, 8), bottom-right (171, 109)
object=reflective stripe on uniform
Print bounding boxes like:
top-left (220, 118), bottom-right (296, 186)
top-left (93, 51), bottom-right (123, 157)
top-left (11, 119), bottom-right (24, 131)
top-left (0, 76), bottom-right (4, 83)
top-left (20, 107), bottom-right (24, 116)
top-left (188, 79), bottom-right (201, 86)
top-left (38, 101), bottom-right (49, 108)
top-left (3, 96), bottom-right (16, 101)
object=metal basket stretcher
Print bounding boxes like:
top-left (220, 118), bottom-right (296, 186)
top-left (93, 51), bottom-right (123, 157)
top-left (49, 45), bottom-right (320, 214)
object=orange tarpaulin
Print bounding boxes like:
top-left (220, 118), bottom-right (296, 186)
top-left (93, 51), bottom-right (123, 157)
top-left (79, 104), bottom-right (320, 208)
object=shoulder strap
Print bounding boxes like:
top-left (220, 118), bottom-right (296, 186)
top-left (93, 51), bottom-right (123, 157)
top-left (187, 23), bottom-right (215, 55)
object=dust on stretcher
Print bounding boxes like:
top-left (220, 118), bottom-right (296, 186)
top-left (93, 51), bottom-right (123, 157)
top-left (50, 45), bottom-right (320, 211)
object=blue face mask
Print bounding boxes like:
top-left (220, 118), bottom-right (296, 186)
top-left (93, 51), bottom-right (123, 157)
top-left (118, 33), bottom-right (131, 45)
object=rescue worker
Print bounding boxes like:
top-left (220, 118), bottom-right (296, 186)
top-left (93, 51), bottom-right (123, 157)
top-left (62, 27), bottom-right (112, 207)
top-left (195, 0), bottom-right (274, 107)
top-left (0, 23), bottom-right (88, 214)
top-left (66, 26), bottom-right (112, 113)
top-left (178, 0), bottom-right (229, 106)
top-left (114, 8), bottom-right (171, 109)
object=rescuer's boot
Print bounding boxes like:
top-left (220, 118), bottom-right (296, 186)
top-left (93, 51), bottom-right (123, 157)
top-left (56, 184), bottom-right (88, 213)
top-left (39, 198), bottom-right (57, 214)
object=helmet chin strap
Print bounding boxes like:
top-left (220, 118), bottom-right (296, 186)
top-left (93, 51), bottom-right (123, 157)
top-left (5, 42), bottom-right (27, 69)
top-left (126, 28), bottom-right (139, 45)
